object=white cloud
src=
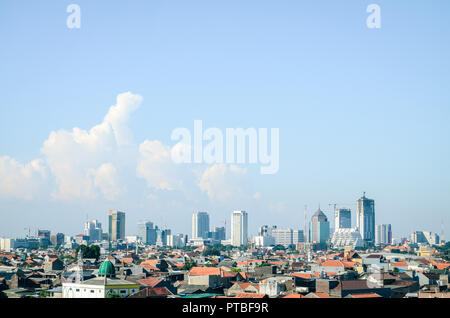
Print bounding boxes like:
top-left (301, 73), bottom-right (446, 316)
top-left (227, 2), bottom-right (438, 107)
top-left (27, 91), bottom-right (141, 201)
top-left (198, 163), bottom-right (248, 201)
top-left (136, 140), bottom-right (189, 191)
top-left (91, 163), bottom-right (120, 201)
top-left (0, 156), bottom-right (47, 200)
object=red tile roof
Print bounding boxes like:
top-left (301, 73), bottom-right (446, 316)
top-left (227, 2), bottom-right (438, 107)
top-left (138, 277), bottom-right (163, 287)
top-left (321, 260), bottom-right (344, 267)
top-left (189, 267), bottom-right (221, 276)
top-left (348, 293), bottom-right (381, 298)
top-left (282, 293), bottom-right (305, 298)
top-left (235, 292), bottom-right (266, 298)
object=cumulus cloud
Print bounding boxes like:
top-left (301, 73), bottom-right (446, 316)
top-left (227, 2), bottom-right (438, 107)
top-left (198, 163), bottom-right (248, 202)
top-left (136, 140), bottom-right (191, 191)
top-left (0, 91), bottom-right (259, 205)
top-left (0, 156), bottom-right (47, 200)
top-left (40, 91), bottom-right (142, 200)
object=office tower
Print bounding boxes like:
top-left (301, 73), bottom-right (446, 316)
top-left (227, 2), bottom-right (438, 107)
top-left (231, 210), bottom-right (248, 247)
top-left (108, 210), bottom-right (125, 241)
top-left (375, 224), bottom-right (392, 245)
top-left (271, 229), bottom-right (304, 247)
top-left (258, 225), bottom-right (277, 237)
top-left (37, 229), bottom-right (50, 239)
top-left (50, 233), bottom-right (65, 247)
top-left (423, 231), bottom-right (440, 245)
top-left (137, 221), bottom-right (156, 245)
top-left (192, 211), bottom-right (210, 239)
top-left (335, 208), bottom-right (351, 230)
top-left (356, 193), bottom-right (375, 246)
top-left (84, 219), bottom-right (103, 242)
top-left (309, 207), bottom-right (330, 249)
top-left (156, 228), bottom-right (170, 247)
top-left (212, 226), bottom-right (226, 241)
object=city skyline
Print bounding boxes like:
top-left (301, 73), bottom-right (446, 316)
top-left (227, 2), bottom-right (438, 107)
top-left (1, 1), bottom-right (449, 239)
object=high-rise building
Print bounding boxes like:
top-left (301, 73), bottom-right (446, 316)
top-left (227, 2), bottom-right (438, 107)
top-left (192, 211), bottom-right (210, 239)
top-left (84, 219), bottom-right (103, 242)
top-left (375, 224), bottom-right (392, 245)
top-left (356, 193), bottom-right (375, 246)
top-left (137, 221), bottom-right (156, 245)
top-left (50, 233), bottom-right (65, 247)
top-left (212, 226), bottom-right (226, 241)
top-left (423, 231), bottom-right (440, 245)
top-left (309, 208), bottom-right (330, 249)
top-left (335, 208), bottom-right (351, 230)
top-left (271, 229), bottom-right (304, 247)
top-left (108, 210), bottom-right (125, 241)
top-left (231, 210), bottom-right (248, 247)
top-left (258, 225), bottom-right (277, 237)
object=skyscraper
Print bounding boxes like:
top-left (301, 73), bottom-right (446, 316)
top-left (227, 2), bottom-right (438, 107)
top-left (108, 210), bottom-right (125, 241)
top-left (335, 208), bottom-right (351, 230)
top-left (356, 193), bottom-right (375, 246)
top-left (137, 221), bottom-right (156, 245)
top-left (309, 207), bottom-right (330, 249)
top-left (84, 219), bottom-right (102, 242)
top-left (375, 224), bottom-right (392, 245)
top-left (231, 210), bottom-right (248, 247)
top-left (192, 211), bottom-right (210, 239)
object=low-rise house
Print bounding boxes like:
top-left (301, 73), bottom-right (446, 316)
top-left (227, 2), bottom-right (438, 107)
top-left (329, 280), bottom-right (391, 298)
top-left (128, 287), bottom-right (174, 298)
top-left (227, 282), bottom-right (260, 296)
top-left (187, 267), bottom-right (224, 288)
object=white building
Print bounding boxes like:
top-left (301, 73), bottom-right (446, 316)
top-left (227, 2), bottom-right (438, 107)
top-left (84, 219), bottom-right (102, 242)
top-left (271, 229), bottom-right (304, 247)
top-left (253, 235), bottom-right (275, 247)
top-left (375, 224), bottom-right (392, 245)
top-left (168, 233), bottom-right (186, 248)
top-left (62, 258), bottom-right (139, 298)
top-left (192, 211), bottom-right (210, 239)
top-left (231, 210), bottom-right (248, 247)
top-left (330, 228), bottom-right (364, 249)
top-left (423, 231), bottom-right (440, 245)
top-left (335, 208), bottom-right (351, 230)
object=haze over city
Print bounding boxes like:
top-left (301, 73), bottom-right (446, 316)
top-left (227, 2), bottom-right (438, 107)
top-left (1, 1), bottom-right (449, 240)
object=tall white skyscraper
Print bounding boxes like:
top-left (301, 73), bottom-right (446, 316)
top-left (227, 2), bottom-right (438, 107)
top-left (192, 211), bottom-right (210, 239)
top-left (231, 210), bottom-right (248, 247)
top-left (334, 208), bottom-right (351, 231)
top-left (356, 193), bottom-right (375, 246)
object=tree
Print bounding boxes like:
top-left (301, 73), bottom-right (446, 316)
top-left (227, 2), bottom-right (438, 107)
top-left (182, 259), bottom-right (196, 271)
top-left (75, 244), bottom-right (100, 261)
top-left (203, 247), bottom-right (221, 256)
top-left (272, 245), bottom-right (286, 251)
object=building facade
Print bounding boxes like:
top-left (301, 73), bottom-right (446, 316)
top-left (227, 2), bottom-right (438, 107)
top-left (375, 224), bottom-right (392, 245)
top-left (231, 210), bottom-right (248, 247)
top-left (335, 208), bottom-right (351, 230)
top-left (309, 208), bottom-right (330, 249)
top-left (356, 193), bottom-right (375, 246)
top-left (108, 210), bottom-right (125, 241)
top-left (192, 211), bottom-right (210, 239)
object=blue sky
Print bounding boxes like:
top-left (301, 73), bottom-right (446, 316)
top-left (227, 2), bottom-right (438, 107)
top-left (0, 0), bottom-right (449, 240)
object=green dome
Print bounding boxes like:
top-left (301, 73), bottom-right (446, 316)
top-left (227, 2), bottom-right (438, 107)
top-left (98, 259), bottom-right (115, 277)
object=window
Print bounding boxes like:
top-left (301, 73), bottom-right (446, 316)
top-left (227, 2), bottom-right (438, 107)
top-left (90, 290), bottom-right (94, 293)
